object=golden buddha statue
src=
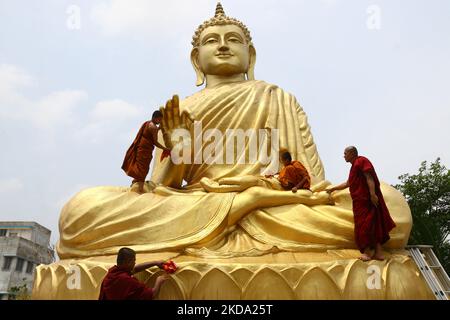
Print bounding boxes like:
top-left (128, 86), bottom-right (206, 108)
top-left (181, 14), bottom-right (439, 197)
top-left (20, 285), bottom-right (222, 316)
top-left (33, 3), bottom-right (433, 300)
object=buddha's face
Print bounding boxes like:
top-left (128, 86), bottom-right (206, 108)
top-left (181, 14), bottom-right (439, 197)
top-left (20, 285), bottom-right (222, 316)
top-left (197, 24), bottom-right (250, 76)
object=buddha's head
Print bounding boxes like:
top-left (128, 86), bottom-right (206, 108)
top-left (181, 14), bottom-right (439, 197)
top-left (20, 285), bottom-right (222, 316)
top-left (191, 2), bottom-right (256, 86)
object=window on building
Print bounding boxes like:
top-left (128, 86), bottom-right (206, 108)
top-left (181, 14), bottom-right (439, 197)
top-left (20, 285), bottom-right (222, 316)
top-left (26, 261), bottom-right (34, 274)
top-left (9, 232), bottom-right (18, 237)
top-left (15, 258), bottom-right (24, 272)
top-left (2, 256), bottom-right (13, 270)
top-left (0, 229), bottom-right (6, 236)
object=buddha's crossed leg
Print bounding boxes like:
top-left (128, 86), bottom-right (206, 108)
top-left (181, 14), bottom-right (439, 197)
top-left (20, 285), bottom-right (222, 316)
top-left (200, 176), bottom-right (333, 226)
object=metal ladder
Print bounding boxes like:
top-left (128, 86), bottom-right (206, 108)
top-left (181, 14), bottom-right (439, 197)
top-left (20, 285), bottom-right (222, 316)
top-left (406, 245), bottom-right (450, 300)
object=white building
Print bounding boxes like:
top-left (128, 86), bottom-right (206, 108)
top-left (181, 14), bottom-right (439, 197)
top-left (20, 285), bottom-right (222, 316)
top-left (0, 221), bottom-right (54, 300)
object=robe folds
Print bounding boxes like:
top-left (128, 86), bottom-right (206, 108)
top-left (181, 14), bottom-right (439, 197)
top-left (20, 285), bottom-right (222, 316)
top-left (57, 80), bottom-right (411, 258)
top-left (121, 121), bottom-right (155, 182)
top-left (98, 265), bottom-right (153, 300)
top-left (348, 156), bottom-right (397, 252)
top-left (279, 160), bottom-right (311, 190)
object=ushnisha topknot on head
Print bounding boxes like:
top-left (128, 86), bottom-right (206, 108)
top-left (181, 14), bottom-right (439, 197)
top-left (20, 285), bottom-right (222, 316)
top-left (191, 2), bottom-right (253, 47)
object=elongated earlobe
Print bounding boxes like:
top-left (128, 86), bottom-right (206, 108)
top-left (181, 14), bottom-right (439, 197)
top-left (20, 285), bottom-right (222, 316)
top-left (247, 45), bottom-right (256, 80)
top-left (190, 48), bottom-right (205, 86)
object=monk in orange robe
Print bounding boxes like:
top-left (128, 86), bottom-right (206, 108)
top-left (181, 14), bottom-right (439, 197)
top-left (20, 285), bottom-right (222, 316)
top-left (121, 111), bottom-right (170, 193)
top-left (99, 247), bottom-right (168, 300)
top-left (277, 151), bottom-right (311, 193)
top-left (327, 146), bottom-right (396, 261)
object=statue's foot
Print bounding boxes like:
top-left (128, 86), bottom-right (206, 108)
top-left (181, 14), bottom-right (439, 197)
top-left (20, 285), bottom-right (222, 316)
top-left (200, 176), bottom-right (262, 193)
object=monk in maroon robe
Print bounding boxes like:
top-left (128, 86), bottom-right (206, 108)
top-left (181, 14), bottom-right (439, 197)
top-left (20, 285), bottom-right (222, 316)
top-left (327, 146), bottom-right (396, 261)
top-left (121, 110), bottom-right (170, 193)
top-left (99, 247), bottom-right (168, 300)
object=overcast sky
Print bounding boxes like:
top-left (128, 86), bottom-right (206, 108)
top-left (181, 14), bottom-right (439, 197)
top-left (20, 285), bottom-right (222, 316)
top-left (1, 0), bottom-right (449, 247)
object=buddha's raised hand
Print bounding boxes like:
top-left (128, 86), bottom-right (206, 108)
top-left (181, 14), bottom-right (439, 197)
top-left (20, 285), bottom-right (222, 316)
top-left (159, 95), bottom-right (192, 149)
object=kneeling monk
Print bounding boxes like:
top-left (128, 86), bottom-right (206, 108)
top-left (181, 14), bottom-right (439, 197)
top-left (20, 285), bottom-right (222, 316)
top-left (121, 110), bottom-right (170, 193)
top-left (278, 151), bottom-right (311, 193)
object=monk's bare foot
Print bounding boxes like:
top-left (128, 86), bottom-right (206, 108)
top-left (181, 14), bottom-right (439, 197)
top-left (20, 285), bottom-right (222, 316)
top-left (358, 253), bottom-right (372, 261)
top-left (137, 182), bottom-right (145, 194)
top-left (371, 254), bottom-right (385, 261)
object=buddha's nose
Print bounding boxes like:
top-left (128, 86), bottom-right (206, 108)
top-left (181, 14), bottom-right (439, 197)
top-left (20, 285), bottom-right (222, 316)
top-left (218, 39), bottom-right (229, 51)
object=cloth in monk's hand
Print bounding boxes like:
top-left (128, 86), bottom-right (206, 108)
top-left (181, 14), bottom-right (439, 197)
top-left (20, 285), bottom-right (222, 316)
top-left (160, 149), bottom-right (171, 161)
top-left (98, 265), bottom-right (153, 300)
top-left (121, 121), bottom-right (156, 182)
top-left (279, 160), bottom-right (311, 190)
top-left (162, 260), bottom-right (177, 274)
top-left (348, 156), bottom-right (396, 253)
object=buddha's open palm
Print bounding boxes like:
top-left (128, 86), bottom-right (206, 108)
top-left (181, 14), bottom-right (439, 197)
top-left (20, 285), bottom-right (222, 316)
top-left (159, 95), bottom-right (192, 149)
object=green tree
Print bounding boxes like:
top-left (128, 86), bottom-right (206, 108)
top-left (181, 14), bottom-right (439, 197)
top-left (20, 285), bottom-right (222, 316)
top-left (8, 279), bottom-right (31, 300)
top-left (395, 158), bottom-right (450, 274)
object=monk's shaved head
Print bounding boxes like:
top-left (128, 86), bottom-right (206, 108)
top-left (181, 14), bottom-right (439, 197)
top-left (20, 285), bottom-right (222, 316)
top-left (117, 247), bottom-right (136, 265)
top-left (345, 146), bottom-right (358, 156)
top-left (281, 151), bottom-right (292, 162)
top-left (152, 110), bottom-right (163, 119)
top-left (344, 146), bottom-right (358, 163)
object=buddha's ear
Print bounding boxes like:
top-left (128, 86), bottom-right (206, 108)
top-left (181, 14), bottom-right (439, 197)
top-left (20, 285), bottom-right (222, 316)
top-left (190, 48), bottom-right (205, 87)
top-left (247, 44), bottom-right (257, 81)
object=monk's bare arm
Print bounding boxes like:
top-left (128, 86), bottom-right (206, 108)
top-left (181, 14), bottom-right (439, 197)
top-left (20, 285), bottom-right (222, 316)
top-left (364, 172), bottom-right (379, 206)
top-left (326, 181), bottom-right (349, 193)
top-left (293, 177), bottom-right (308, 190)
top-left (152, 275), bottom-right (168, 297)
top-left (132, 260), bottom-right (164, 274)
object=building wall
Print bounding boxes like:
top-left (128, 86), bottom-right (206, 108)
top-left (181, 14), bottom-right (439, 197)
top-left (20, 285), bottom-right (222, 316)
top-left (0, 221), bottom-right (53, 300)
top-left (0, 221), bottom-right (51, 248)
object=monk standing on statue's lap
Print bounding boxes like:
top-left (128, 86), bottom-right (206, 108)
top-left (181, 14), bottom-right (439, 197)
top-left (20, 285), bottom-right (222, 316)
top-left (121, 110), bottom-right (170, 194)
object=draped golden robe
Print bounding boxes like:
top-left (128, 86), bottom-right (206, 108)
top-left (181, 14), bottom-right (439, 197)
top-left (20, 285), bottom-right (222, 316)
top-left (57, 80), bottom-right (411, 259)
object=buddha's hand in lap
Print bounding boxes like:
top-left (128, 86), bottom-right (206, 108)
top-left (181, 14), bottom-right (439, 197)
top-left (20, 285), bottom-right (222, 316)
top-left (200, 176), bottom-right (263, 193)
top-left (160, 94), bottom-right (193, 149)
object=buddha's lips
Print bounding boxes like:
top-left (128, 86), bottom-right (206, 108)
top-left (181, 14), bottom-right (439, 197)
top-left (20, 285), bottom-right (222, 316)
top-left (216, 54), bottom-right (233, 57)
